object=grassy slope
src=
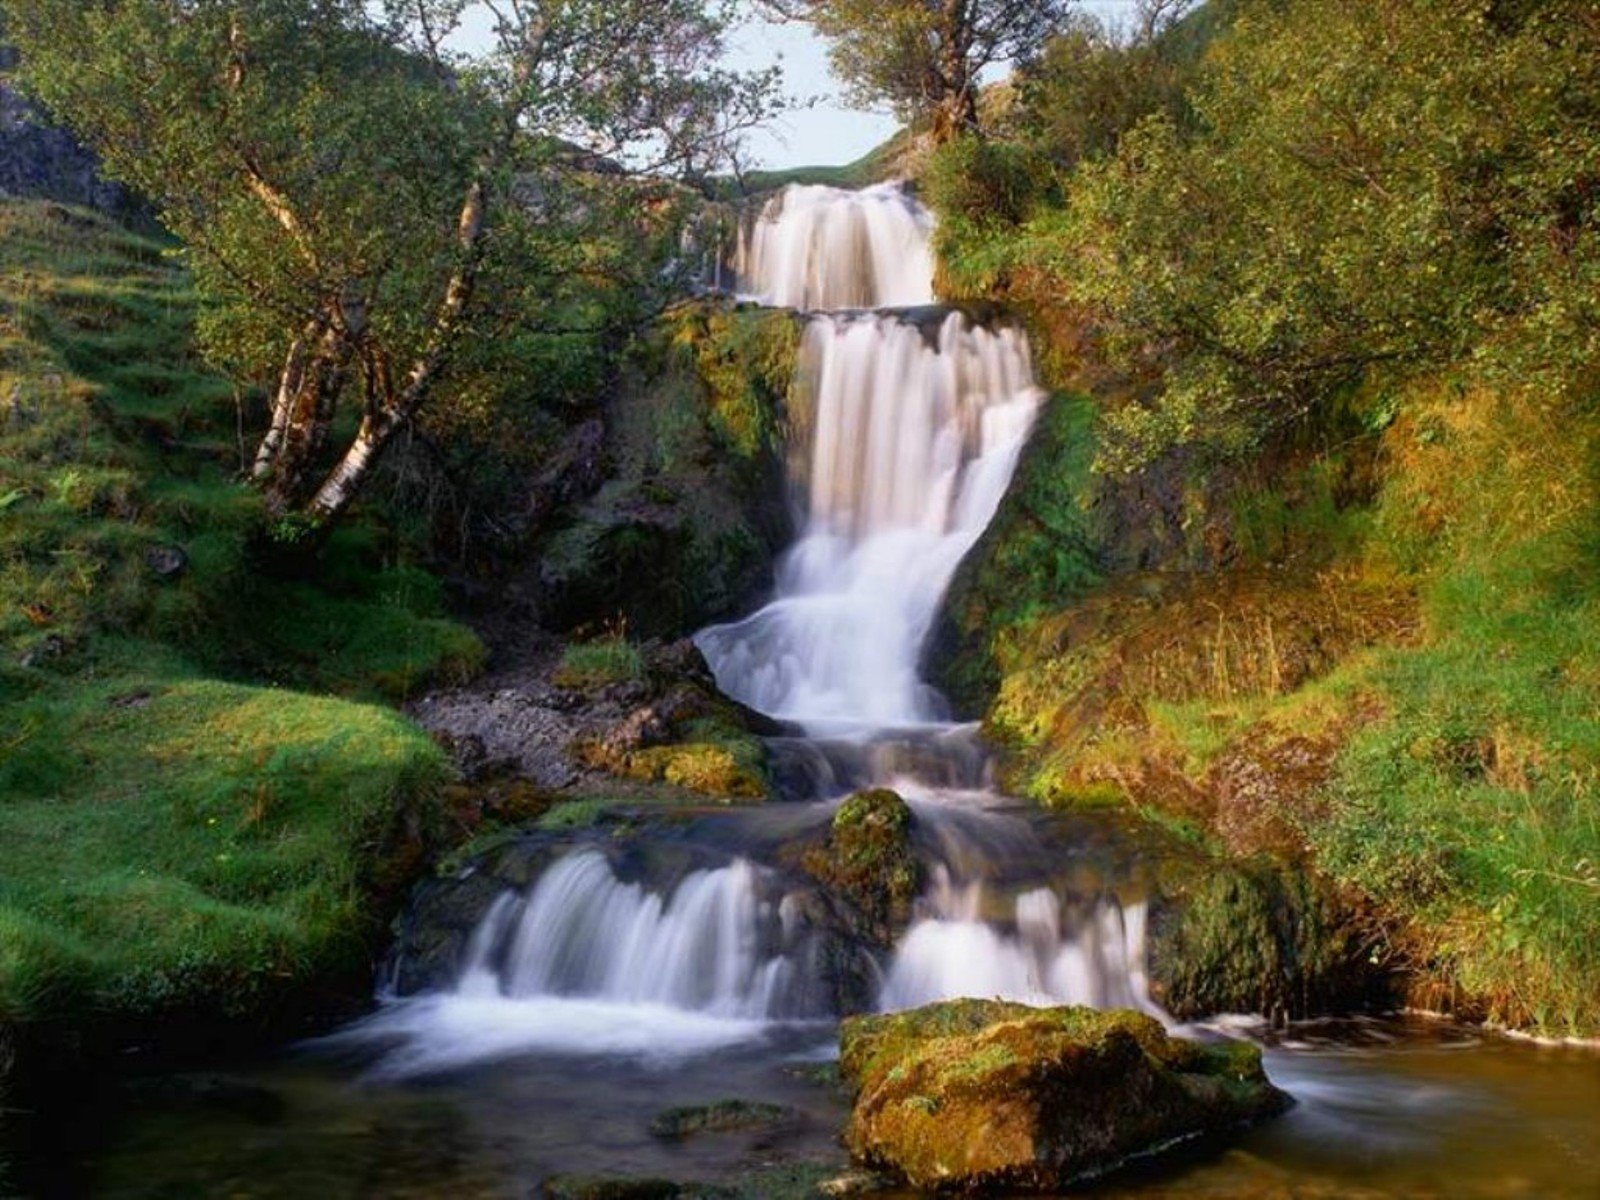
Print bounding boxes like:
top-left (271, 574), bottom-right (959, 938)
top-left (0, 201), bottom-right (479, 1046)
top-left (706, 130), bottom-right (910, 199)
top-left (966, 374), bottom-right (1599, 1036)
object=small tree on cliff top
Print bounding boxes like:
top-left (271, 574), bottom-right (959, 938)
top-left (761, 0), bottom-right (1072, 141)
top-left (3, 0), bottom-right (778, 528)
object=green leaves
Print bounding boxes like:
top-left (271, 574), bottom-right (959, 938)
top-left (993, 0), bottom-right (1600, 467)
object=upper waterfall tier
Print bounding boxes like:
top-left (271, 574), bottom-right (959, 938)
top-left (734, 182), bottom-right (936, 311)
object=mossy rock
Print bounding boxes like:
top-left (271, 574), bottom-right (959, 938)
top-left (1149, 861), bottom-right (1392, 1022)
top-left (801, 789), bottom-right (921, 947)
top-left (578, 740), bottom-right (769, 802)
top-left (839, 1000), bottom-right (1290, 1192)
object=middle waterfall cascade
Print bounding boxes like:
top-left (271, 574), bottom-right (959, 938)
top-left (357, 184), bottom-right (1162, 1072)
top-left (696, 309), bottom-right (1042, 729)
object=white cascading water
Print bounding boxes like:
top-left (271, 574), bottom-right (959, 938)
top-left (349, 184), bottom-right (1160, 1074)
top-left (880, 867), bottom-right (1163, 1017)
top-left (732, 181), bottom-right (935, 310)
top-left (698, 189), bottom-right (1044, 730)
top-left (455, 852), bottom-right (814, 1020)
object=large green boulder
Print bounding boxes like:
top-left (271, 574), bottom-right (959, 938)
top-left (839, 1000), bottom-right (1289, 1192)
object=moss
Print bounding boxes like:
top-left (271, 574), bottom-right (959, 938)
top-left (931, 391), bottom-right (1102, 714)
top-left (535, 301), bottom-right (797, 640)
top-left (801, 789), bottom-right (921, 946)
top-left (0, 661), bottom-right (450, 1032)
top-left (1149, 860), bottom-right (1383, 1022)
top-left (839, 1000), bottom-right (1287, 1192)
top-left (536, 799), bottom-right (616, 831)
top-left (623, 743), bottom-right (767, 801)
top-left (574, 698), bottom-right (773, 804)
top-left (647, 1099), bottom-right (795, 1139)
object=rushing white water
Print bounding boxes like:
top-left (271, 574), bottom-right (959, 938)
top-left (733, 182), bottom-right (936, 310)
top-left (879, 867), bottom-right (1163, 1016)
top-left (696, 311), bottom-right (1042, 730)
top-left (453, 851), bottom-right (818, 1020)
top-left (345, 185), bottom-right (1158, 1077)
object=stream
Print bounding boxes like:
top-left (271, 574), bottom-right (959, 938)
top-left (10, 183), bottom-right (1597, 1197)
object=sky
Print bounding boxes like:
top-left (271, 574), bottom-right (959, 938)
top-left (728, 2), bottom-right (1141, 169)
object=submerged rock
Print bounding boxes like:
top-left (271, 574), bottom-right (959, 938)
top-left (539, 1177), bottom-right (722, 1200)
top-left (839, 1000), bottom-right (1290, 1193)
top-left (647, 1099), bottom-right (798, 1139)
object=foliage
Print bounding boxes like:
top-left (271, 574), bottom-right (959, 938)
top-left (553, 633), bottom-right (645, 690)
top-left (1016, 4), bottom-right (1205, 172)
top-left (1042, 0), bottom-right (1600, 468)
top-left (3, 0), bottom-right (780, 523)
top-left (922, 0), bottom-right (1600, 1038)
top-left (0, 199), bottom-right (471, 1048)
top-left (1308, 381), bottom-right (1600, 1035)
top-left (760, 0), bottom-right (1070, 138)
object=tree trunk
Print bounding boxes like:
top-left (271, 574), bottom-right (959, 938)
top-left (303, 408), bottom-right (400, 524)
top-left (933, 0), bottom-right (979, 143)
top-left (257, 322), bottom-right (352, 515)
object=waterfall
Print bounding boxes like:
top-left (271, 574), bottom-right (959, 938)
top-left (879, 868), bottom-right (1163, 1016)
top-left (349, 184), bottom-right (1159, 1076)
top-left (732, 182), bottom-right (936, 310)
top-left (698, 187), bottom-right (1044, 731)
top-left (454, 852), bottom-right (825, 1021)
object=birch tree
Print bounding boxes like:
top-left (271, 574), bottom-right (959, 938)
top-left (3, 0), bottom-right (778, 526)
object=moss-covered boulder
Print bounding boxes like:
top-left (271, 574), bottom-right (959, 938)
top-left (801, 789), bottom-right (921, 947)
top-left (839, 1000), bottom-right (1290, 1192)
top-left (531, 301), bottom-right (799, 641)
top-left (1149, 861), bottom-right (1391, 1023)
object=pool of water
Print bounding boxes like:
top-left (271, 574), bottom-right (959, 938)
top-left (9, 1015), bottom-right (1596, 1198)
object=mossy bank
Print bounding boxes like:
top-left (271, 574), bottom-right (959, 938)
top-left (0, 201), bottom-right (481, 1094)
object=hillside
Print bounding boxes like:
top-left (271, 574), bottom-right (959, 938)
top-left (925, 0), bottom-right (1600, 1036)
top-left (0, 201), bottom-right (481, 1085)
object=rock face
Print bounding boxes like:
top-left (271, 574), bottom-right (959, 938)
top-left (0, 67), bottom-right (141, 217)
top-left (411, 637), bottom-right (776, 801)
top-left (839, 1000), bottom-right (1290, 1193)
top-left (528, 302), bottom-right (799, 641)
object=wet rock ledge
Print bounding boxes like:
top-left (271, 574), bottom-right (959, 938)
top-left (839, 1000), bottom-right (1290, 1193)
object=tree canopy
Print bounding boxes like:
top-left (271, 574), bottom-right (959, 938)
top-left (2, 0), bottom-right (779, 526)
top-left (928, 0), bottom-right (1600, 468)
top-left (762, 0), bottom-right (1071, 140)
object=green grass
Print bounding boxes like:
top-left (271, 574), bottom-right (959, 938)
top-left (965, 368), bottom-right (1598, 1035)
top-left (0, 656), bottom-right (449, 1027)
top-left (553, 633), bottom-right (644, 689)
top-left (1305, 386), bottom-right (1600, 1034)
top-left (703, 131), bottom-right (908, 199)
top-left (0, 200), bottom-right (478, 1043)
